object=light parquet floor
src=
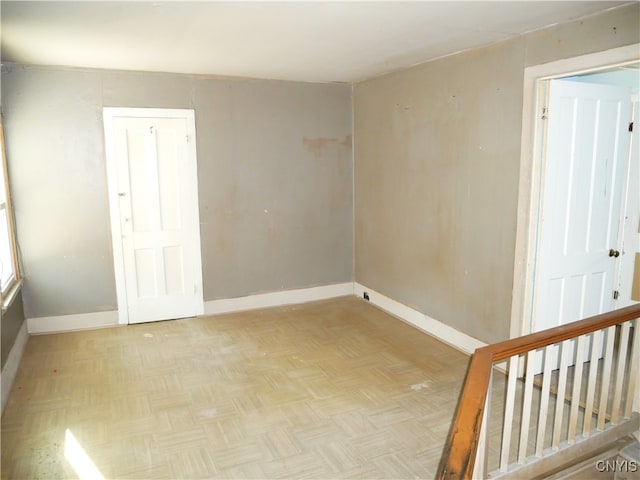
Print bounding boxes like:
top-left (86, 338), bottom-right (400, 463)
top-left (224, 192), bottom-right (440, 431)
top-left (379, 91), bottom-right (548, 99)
top-left (1, 296), bottom-right (470, 479)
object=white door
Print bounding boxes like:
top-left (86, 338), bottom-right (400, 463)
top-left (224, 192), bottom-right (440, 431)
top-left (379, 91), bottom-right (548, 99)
top-left (533, 80), bottom-right (631, 335)
top-left (104, 108), bottom-right (204, 324)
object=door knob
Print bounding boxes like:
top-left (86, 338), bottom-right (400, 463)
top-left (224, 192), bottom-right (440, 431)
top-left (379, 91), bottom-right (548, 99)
top-left (609, 249), bottom-right (620, 258)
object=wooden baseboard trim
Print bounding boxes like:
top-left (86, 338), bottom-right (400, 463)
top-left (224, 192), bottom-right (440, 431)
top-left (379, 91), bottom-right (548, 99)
top-left (27, 310), bottom-right (119, 334)
top-left (353, 283), bottom-right (485, 355)
top-left (22, 282), bottom-right (485, 362)
top-left (203, 282), bottom-right (354, 316)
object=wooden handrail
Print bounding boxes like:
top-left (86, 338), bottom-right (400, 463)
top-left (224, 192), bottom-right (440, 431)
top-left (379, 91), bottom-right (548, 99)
top-left (437, 303), bottom-right (640, 480)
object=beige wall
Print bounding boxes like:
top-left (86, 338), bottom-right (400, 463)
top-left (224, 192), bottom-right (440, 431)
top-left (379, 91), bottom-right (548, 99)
top-left (2, 4), bottom-right (638, 338)
top-left (354, 4), bottom-right (640, 343)
top-left (2, 66), bottom-right (353, 318)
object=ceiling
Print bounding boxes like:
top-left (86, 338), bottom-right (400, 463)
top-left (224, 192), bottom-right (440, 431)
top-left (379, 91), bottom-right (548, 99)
top-left (0, 1), bottom-right (632, 83)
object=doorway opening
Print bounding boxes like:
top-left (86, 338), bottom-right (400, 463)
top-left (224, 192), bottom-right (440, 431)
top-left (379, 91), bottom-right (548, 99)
top-left (511, 44), bottom-right (640, 339)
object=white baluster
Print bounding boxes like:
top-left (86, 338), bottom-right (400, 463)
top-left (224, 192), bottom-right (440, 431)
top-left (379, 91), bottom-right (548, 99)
top-left (518, 350), bottom-right (535, 463)
top-left (611, 321), bottom-right (630, 424)
top-left (500, 356), bottom-right (519, 472)
top-left (568, 335), bottom-right (585, 442)
top-left (597, 326), bottom-right (616, 431)
top-left (583, 330), bottom-right (602, 436)
top-left (552, 340), bottom-right (571, 449)
top-left (625, 319), bottom-right (640, 418)
top-left (535, 345), bottom-right (553, 456)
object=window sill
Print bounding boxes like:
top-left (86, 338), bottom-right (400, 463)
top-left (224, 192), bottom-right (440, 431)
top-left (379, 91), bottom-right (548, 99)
top-left (1, 279), bottom-right (23, 313)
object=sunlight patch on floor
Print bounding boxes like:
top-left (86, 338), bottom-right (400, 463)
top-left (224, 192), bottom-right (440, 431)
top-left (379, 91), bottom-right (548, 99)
top-left (64, 429), bottom-right (105, 480)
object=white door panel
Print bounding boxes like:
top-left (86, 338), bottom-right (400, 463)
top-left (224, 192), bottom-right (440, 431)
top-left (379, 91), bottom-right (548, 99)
top-left (532, 80), bottom-right (631, 370)
top-left (105, 109), bottom-right (203, 324)
top-left (534, 80), bottom-right (631, 331)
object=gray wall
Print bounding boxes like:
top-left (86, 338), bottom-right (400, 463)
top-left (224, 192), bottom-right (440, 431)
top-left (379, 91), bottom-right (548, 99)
top-left (1, 291), bottom-right (25, 368)
top-left (1, 67), bottom-right (353, 318)
top-left (354, 4), bottom-right (640, 344)
top-left (2, 3), bottom-right (637, 340)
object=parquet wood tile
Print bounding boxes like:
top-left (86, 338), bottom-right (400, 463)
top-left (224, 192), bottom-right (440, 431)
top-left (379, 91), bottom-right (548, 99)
top-left (1, 296), bottom-right (471, 479)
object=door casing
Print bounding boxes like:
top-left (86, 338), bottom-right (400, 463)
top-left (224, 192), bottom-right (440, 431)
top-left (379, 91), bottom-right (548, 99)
top-left (511, 44), bottom-right (640, 339)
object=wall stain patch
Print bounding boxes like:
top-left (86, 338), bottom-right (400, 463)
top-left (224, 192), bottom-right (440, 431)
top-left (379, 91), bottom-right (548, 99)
top-left (303, 135), bottom-right (352, 158)
top-left (303, 137), bottom-right (337, 157)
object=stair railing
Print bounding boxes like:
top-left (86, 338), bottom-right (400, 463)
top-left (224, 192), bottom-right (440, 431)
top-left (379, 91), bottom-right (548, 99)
top-left (437, 303), bottom-right (640, 479)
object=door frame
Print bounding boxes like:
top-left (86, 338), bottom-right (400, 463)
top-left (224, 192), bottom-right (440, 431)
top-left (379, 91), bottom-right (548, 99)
top-left (510, 44), bottom-right (640, 339)
top-left (103, 107), bottom-right (203, 325)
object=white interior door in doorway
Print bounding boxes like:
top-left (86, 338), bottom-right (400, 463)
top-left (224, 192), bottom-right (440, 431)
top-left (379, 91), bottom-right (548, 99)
top-left (104, 108), bottom-right (204, 324)
top-left (532, 79), bottom-right (632, 335)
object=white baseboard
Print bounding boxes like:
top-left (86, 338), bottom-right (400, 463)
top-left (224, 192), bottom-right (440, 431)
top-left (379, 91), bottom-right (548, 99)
top-left (23, 283), bottom-right (354, 333)
top-left (22, 283), bottom-right (484, 359)
top-left (204, 282), bottom-right (354, 316)
top-left (354, 283), bottom-right (485, 355)
top-left (27, 310), bottom-right (119, 334)
top-left (1, 320), bottom-right (29, 413)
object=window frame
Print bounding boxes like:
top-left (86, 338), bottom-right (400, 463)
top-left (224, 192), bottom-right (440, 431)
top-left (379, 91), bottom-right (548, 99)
top-left (0, 122), bottom-right (21, 309)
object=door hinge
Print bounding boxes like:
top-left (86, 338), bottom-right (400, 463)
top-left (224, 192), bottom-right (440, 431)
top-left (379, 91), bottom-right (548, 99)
top-left (541, 106), bottom-right (548, 120)
top-left (629, 121), bottom-right (634, 132)
top-left (613, 290), bottom-right (620, 300)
